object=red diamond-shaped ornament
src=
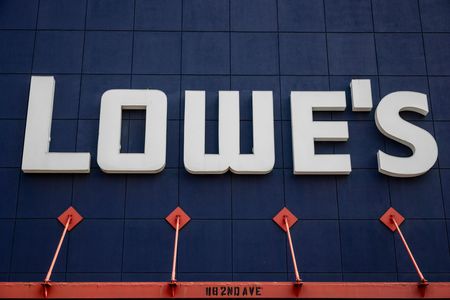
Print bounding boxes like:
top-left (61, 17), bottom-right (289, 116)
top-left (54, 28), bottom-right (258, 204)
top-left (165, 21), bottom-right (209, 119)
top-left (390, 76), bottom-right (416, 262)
top-left (166, 207), bottom-right (190, 230)
top-left (273, 207), bottom-right (298, 232)
top-left (380, 207), bottom-right (405, 232)
top-left (57, 206), bottom-right (83, 231)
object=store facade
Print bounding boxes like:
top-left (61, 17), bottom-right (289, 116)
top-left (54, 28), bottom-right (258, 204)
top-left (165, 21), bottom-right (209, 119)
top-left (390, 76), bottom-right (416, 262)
top-left (0, 0), bottom-right (450, 298)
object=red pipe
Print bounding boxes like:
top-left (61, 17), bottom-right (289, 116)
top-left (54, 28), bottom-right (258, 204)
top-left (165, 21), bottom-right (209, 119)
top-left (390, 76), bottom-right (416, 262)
top-left (44, 215), bottom-right (72, 283)
top-left (391, 216), bottom-right (427, 285)
top-left (171, 215), bottom-right (180, 283)
top-left (284, 216), bottom-right (302, 284)
top-left (42, 215), bottom-right (72, 298)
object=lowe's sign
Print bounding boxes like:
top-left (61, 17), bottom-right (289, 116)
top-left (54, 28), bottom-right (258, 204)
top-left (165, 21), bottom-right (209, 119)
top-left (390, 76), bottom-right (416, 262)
top-left (21, 76), bottom-right (438, 178)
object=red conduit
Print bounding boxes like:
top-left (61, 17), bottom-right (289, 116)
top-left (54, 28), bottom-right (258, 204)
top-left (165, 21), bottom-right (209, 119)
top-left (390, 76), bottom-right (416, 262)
top-left (391, 216), bottom-right (428, 285)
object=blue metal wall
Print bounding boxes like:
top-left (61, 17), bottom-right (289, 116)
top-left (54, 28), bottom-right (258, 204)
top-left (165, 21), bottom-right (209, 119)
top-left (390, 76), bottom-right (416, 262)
top-left (0, 0), bottom-right (449, 282)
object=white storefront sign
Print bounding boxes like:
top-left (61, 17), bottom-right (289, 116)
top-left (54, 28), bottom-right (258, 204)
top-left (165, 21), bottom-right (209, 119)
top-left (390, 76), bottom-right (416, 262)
top-left (21, 76), bottom-right (438, 177)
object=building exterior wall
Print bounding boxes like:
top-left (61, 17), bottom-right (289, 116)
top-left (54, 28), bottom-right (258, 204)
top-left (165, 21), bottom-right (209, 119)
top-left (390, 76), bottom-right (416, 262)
top-left (0, 0), bottom-right (450, 283)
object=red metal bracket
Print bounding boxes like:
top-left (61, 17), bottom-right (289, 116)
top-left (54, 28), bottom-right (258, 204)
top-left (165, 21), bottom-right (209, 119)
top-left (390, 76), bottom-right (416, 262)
top-left (380, 207), bottom-right (405, 232)
top-left (273, 207), bottom-right (302, 286)
top-left (166, 207), bottom-right (191, 231)
top-left (165, 207), bottom-right (190, 296)
top-left (57, 206), bottom-right (83, 232)
top-left (380, 207), bottom-right (428, 287)
top-left (43, 207), bottom-right (83, 298)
